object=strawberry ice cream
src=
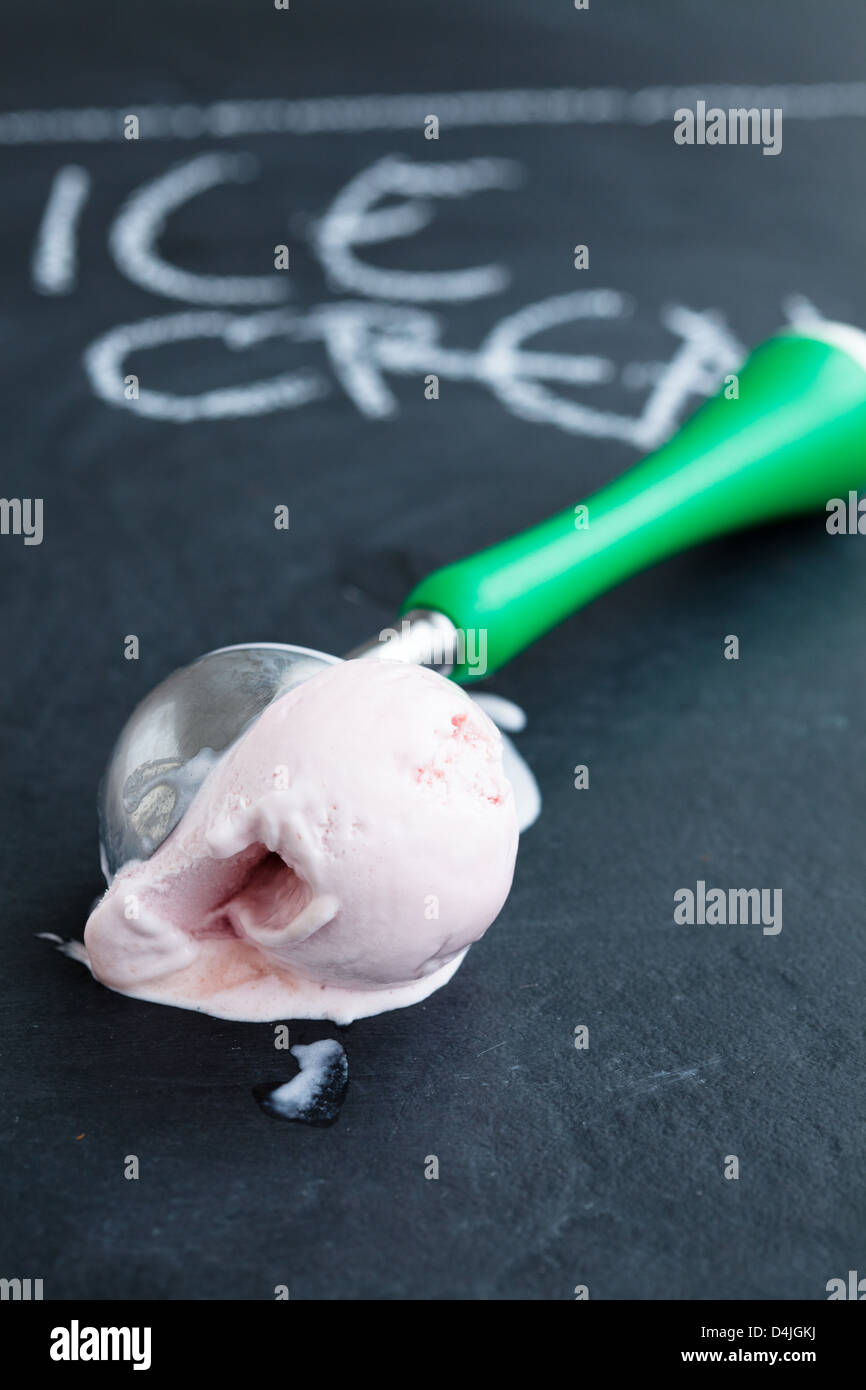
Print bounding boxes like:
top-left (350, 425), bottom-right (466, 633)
top-left (84, 659), bottom-right (518, 1023)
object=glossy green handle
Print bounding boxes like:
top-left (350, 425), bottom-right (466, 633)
top-left (402, 329), bottom-right (866, 681)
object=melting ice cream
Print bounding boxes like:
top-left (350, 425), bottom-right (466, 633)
top-left (84, 659), bottom-right (519, 1023)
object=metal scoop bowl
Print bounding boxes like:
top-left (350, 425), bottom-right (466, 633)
top-left (98, 614), bottom-right (455, 881)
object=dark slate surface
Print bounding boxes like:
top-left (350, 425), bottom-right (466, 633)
top-left (1, 0), bottom-right (865, 1300)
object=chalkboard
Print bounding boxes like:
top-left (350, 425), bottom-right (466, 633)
top-left (2, 0), bottom-right (865, 1301)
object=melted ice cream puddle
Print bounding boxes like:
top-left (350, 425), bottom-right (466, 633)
top-left (255, 1039), bottom-right (348, 1126)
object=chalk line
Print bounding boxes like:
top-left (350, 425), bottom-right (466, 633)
top-left (109, 152), bottom-right (290, 305)
top-left (314, 154), bottom-right (522, 304)
top-left (1, 83), bottom-right (865, 145)
top-left (83, 309), bottom-right (329, 422)
top-left (31, 165), bottom-right (91, 294)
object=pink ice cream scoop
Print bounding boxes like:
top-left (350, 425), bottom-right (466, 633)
top-left (84, 659), bottom-right (518, 1023)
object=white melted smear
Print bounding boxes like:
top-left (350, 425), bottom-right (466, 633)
top-left (261, 1039), bottom-right (348, 1124)
top-left (37, 932), bottom-right (90, 965)
top-left (472, 693), bottom-right (541, 832)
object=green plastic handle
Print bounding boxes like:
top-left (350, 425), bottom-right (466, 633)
top-left (402, 328), bottom-right (866, 681)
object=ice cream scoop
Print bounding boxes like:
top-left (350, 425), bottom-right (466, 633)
top-left (85, 660), bottom-right (518, 1022)
top-left (89, 322), bottom-right (866, 1021)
